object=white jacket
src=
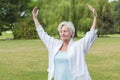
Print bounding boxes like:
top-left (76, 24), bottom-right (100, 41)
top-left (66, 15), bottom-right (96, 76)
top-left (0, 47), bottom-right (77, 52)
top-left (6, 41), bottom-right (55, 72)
top-left (36, 25), bottom-right (97, 80)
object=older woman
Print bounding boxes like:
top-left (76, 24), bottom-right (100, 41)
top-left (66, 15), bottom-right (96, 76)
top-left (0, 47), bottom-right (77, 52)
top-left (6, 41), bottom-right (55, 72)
top-left (32, 5), bottom-right (97, 80)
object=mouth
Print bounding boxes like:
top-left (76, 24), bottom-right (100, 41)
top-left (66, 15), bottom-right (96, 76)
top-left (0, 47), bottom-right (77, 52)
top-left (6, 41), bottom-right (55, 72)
top-left (61, 36), bottom-right (66, 38)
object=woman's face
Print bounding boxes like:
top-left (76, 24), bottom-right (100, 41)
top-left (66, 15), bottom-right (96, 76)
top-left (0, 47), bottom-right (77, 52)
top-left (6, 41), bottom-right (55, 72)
top-left (59, 26), bottom-right (71, 41)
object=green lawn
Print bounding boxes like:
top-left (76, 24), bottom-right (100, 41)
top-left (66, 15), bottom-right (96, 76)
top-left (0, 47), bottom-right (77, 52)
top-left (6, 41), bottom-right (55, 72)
top-left (0, 38), bottom-right (120, 80)
top-left (0, 40), bottom-right (48, 80)
top-left (0, 31), bottom-right (13, 40)
top-left (87, 38), bottom-right (120, 80)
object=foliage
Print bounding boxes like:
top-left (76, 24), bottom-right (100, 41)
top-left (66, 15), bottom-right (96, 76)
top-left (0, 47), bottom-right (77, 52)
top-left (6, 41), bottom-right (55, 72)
top-left (0, 0), bottom-right (31, 38)
top-left (101, 1), bottom-right (114, 34)
top-left (0, 0), bottom-right (120, 39)
top-left (13, 17), bottom-right (38, 39)
top-left (112, 0), bottom-right (120, 33)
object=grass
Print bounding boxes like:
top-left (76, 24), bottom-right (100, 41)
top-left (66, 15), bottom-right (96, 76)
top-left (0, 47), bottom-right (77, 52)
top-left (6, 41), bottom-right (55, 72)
top-left (0, 40), bottom-right (48, 80)
top-left (0, 38), bottom-right (120, 80)
top-left (0, 31), bottom-right (13, 39)
top-left (87, 38), bottom-right (120, 80)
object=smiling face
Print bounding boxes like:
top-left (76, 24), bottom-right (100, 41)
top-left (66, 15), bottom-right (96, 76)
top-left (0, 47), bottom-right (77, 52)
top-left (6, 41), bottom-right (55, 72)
top-left (59, 26), bottom-right (71, 41)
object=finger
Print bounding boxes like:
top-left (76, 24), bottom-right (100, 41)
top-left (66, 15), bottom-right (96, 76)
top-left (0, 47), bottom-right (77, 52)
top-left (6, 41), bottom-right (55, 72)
top-left (88, 5), bottom-right (92, 10)
top-left (36, 9), bottom-right (39, 15)
top-left (32, 7), bottom-right (36, 13)
top-left (32, 7), bottom-right (37, 12)
top-left (88, 5), bottom-right (94, 11)
top-left (34, 7), bottom-right (38, 10)
top-left (88, 5), bottom-right (91, 8)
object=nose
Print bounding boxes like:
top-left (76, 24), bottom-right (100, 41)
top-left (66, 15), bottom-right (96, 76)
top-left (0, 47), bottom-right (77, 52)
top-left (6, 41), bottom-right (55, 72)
top-left (61, 32), bottom-right (65, 35)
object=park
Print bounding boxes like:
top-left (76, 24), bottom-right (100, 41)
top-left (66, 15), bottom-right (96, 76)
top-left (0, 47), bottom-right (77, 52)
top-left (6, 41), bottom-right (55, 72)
top-left (0, 0), bottom-right (120, 80)
top-left (0, 37), bottom-right (120, 80)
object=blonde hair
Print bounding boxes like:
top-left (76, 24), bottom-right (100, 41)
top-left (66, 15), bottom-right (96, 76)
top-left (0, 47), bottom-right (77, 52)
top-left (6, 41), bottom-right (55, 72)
top-left (58, 21), bottom-right (75, 38)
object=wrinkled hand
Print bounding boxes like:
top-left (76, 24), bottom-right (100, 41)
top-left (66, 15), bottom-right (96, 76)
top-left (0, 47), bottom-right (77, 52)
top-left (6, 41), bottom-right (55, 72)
top-left (32, 7), bottom-right (39, 19)
top-left (88, 5), bottom-right (97, 18)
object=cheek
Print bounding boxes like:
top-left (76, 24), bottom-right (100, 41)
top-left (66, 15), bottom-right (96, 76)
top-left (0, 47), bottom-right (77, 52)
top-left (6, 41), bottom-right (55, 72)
top-left (66, 32), bottom-right (71, 38)
top-left (59, 33), bottom-right (62, 36)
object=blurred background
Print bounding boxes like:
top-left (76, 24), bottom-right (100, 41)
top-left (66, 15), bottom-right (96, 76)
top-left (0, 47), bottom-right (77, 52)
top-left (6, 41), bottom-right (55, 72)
top-left (0, 0), bottom-right (120, 80)
top-left (0, 0), bottom-right (120, 40)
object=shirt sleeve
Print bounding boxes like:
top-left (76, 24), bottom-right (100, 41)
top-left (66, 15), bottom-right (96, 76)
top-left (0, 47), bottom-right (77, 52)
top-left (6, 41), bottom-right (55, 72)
top-left (36, 25), bottom-right (59, 52)
top-left (81, 28), bottom-right (97, 54)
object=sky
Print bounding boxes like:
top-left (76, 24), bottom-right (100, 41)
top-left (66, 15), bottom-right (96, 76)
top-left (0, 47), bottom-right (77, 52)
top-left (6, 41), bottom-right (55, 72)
top-left (108, 0), bottom-right (118, 3)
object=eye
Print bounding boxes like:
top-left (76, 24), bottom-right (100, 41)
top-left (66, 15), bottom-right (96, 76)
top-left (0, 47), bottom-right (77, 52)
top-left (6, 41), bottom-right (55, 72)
top-left (64, 30), bottom-right (68, 32)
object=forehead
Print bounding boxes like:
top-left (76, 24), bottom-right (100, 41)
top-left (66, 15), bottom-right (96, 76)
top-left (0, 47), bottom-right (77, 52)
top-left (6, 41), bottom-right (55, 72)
top-left (61, 26), bottom-right (69, 31)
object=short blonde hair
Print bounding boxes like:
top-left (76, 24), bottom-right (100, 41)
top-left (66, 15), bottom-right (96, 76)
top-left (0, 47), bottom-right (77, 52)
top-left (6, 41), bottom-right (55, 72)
top-left (58, 21), bottom-right (75, 38)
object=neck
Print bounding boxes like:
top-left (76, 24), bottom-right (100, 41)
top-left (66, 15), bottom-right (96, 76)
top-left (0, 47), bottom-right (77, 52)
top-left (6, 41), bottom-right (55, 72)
top-left (62, 39), bottom-right (70, 46)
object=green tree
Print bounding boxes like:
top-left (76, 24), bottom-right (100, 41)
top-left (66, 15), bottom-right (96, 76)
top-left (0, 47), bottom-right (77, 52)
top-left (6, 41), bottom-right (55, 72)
top-left (0, 0), bottom-right (18, 35)
top-left (112, 0), bottom-right (120, 33)
top-left (101, 2), bottom-right (114, 35)
top-left (91, 0), bottom-right (114, 36)
top-left (36, 0), bottom-right (91, 37)
top-left (0, 0), bottom-right (31, 38)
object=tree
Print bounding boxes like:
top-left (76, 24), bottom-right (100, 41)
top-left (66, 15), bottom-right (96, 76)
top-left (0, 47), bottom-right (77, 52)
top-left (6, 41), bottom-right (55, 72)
top-left (91, 0), bottom-right (114, 36)
top-left (112, 0), bottom-right (120, 33)
top-left (36, 0), bottom-right (90, 37)
top-left (0, 0), bottom-right (31, 38)
top-left (0, 0), bottom-right (18, 35)
top-left (101, 2), bottom-right (114, 35)
top-left (1, 0), bottom-right (119, 39)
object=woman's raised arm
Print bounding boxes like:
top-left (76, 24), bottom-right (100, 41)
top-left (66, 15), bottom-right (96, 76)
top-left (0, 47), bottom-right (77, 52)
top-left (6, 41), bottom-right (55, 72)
top-left (88, 5), bottom-right (97, 30)
top-left (32, 7), bottom-right (40, 28)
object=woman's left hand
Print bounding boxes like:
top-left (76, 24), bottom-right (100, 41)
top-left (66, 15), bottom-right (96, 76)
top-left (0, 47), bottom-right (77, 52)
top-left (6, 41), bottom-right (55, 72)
top-left (88, 5), bottom-right (97, 18)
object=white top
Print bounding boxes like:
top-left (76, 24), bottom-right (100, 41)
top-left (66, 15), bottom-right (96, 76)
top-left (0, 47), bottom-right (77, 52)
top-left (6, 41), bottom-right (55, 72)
top-left (36, 25), bottom-right (97, 80)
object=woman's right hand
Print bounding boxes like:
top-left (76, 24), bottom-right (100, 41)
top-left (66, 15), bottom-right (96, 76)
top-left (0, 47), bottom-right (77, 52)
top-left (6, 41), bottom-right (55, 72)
top-left (32, 7), bottom-right (39, 19)
top-left (88, 5), bottom-right (97, 18)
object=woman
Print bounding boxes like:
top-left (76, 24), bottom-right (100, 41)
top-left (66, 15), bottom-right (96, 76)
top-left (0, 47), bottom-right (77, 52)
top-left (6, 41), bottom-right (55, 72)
top-left (32, 5), bottom-right (97, 80)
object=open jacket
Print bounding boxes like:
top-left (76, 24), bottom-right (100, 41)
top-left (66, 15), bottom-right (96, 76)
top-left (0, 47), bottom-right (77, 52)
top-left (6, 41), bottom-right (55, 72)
top-left (36, 25), bottom-right (97, 80)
